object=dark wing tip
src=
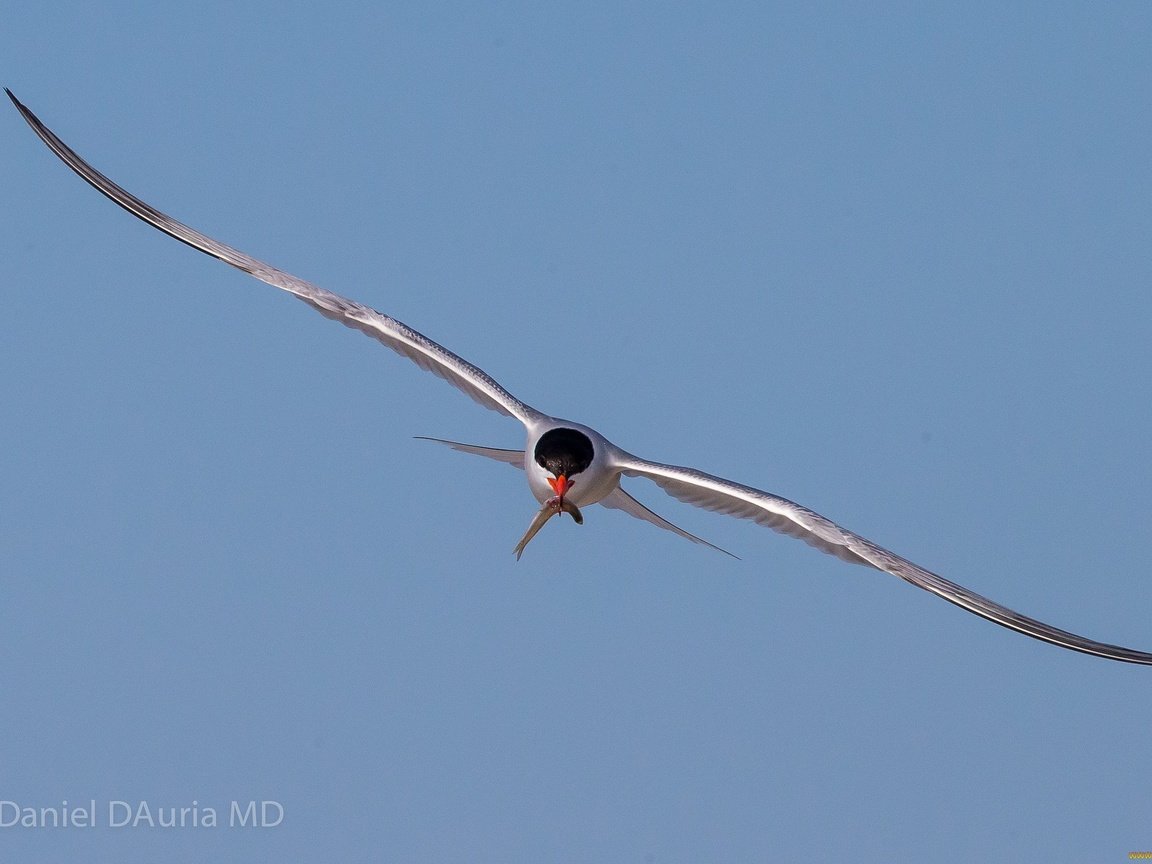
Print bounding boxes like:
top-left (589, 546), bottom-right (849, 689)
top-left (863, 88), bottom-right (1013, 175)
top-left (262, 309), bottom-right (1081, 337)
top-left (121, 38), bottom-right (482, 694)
top-left (7, 88), bottom-right (43, 130)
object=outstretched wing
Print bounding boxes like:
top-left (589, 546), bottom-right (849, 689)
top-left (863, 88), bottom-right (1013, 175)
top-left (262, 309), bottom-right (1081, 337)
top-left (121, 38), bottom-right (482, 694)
top-left (616, 452), bottom-right (1152, 664)
top-left (7, 90), bottom-right (545, 427)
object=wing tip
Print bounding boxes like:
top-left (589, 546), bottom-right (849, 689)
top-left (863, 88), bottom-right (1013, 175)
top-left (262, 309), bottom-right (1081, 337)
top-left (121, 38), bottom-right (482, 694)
top-left (6, 87), bottom-right (28, 115)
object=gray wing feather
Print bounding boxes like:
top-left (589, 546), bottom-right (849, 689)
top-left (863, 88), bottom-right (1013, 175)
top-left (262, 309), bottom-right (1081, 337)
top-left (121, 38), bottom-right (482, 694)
top-left (618, 453), bottom-right (1152, 664)
top-left (7, 90), bottom-right (543, 427)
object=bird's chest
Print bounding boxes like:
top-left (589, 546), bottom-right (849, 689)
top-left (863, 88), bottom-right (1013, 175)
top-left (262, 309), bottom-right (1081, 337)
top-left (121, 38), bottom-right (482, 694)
top-left (525, 458), bottom-right (617, 507)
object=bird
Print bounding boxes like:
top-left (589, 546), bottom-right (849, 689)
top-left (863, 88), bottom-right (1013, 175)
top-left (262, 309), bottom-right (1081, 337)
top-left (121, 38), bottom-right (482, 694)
top-left (8, 87), bottom-right (1152, 665)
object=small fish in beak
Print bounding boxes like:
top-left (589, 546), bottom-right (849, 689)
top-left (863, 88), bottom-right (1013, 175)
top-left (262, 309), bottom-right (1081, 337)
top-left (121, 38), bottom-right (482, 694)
top-left (513, 495), bottom-right (584, 560)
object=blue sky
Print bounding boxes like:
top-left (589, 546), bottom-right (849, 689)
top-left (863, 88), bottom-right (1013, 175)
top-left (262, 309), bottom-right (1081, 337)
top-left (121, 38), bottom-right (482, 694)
top-left (3, 2), bottom-right (1152, 861)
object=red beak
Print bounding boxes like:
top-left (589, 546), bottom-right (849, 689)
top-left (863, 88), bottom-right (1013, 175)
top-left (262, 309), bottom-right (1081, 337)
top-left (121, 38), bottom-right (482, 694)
top-left (547, 474), bottom-right (571, 499)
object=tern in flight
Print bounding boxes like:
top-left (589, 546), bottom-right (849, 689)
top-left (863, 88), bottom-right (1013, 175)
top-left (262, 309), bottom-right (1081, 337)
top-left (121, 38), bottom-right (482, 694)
top-left (9, 89), bottom-right (1152, 664)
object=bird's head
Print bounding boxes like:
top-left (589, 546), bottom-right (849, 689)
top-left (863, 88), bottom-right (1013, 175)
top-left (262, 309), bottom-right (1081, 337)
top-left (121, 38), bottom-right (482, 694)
top-left (534, 427), bottom-right (595, 506)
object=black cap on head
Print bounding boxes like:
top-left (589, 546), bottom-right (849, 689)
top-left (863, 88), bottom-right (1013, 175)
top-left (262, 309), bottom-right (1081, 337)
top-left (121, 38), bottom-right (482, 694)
top-left (534, 428), bottom-right (594, 478)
